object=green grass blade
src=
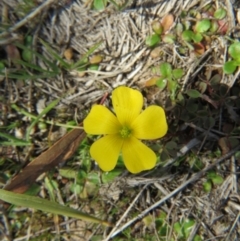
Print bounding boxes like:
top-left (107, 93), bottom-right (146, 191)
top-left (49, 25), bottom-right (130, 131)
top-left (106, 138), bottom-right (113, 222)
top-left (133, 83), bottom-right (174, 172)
top-left (71, 42), bottom-right (102, 69)
top-left (15, 42), bottom-right (60, 72)
top-left (11, 104), bottom-right (83, 130)
top-left (0, 132), bottom-right (31, 146)
top-left (15, 59), bottom-right (58, 74)
top-left (39, 39), bottom-right (71, 69)
top-left (26, 98), bottom-right (60, 141)
top-left (0, 189), bottom-right (111, 226)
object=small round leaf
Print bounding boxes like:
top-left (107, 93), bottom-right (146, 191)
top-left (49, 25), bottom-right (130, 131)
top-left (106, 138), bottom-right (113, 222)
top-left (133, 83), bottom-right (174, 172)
top-left (93, 0), bottom-right (107, 10)
top-left (182, 30), bottom-right (194, 42)
top-left (172, 68), bottom-right (184, 79)
top-left (214, 8), bottom-right (227, 20)
top-left (159, 62), bottom-right (172, 77)
top-left (185, 89), bottom-right (202, 98)
top-left (156, 77), bottom-right (168, 89)
top-left (145, 34), bottom-right (161, 47)
top-left (223, 60), bottom-right (237, 74)
top-left (195, 19), bottom-right (211, 33)
top-left (229, 42), bottom-right (240, 59)
top-left (203, 181), bottom-right (212, 192)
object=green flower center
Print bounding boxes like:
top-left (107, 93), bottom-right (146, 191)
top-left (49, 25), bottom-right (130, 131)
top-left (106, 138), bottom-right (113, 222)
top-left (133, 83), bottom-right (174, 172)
top-left (120, 126), bottom-right (132, 138)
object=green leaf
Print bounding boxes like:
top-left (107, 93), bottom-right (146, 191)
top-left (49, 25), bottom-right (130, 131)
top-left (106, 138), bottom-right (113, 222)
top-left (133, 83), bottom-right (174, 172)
top-left (183, 219), bottom-right (195, 237)
top-left (211, 175), bottom-right (224, 185)
top-left (192, 32), bottom-right (203, 43)
top-left (172, 68), bottom-right (184, 79)
top-left (223, 60), bottom-right (237, 74)
top-left (185, 89), bottom-right (202, 98)
top-left (203, 181), bottom-right (212, 192)
top-left (193, 235), bottom-right (203, 241)
top-left (88, 64), bottom-right (99, 70)
top-left (195, 19), bottom-right (211, 33)
top-left (173, 222), bottom-right (184, 237)
top-left (214, 8), bottom-right (227, 20)
top-left (168, 79), bottom-right (178, 100)
top-left (22, 49), bottom-right (33, 62)
top-left (159, 62), bottom-right (172, 77)
top-left (162, 34), bottom-right (176, 44)
top-left (229, 42), bottom-right (240, 60)
top-left (156, 77), bottom-right (168, 89)
top-left (0, 62), bottom-right (5, 71)
top-left (152, 21), bottom-right (163, 35)
top-left (93, 0), bottom-right (107, 10)
top-left (145, 34), bottom-right (161, 47)
top-left (102, 170), bottom-right (122, 183)
top-left (0, 189), bottom-right (111, 226)
top-left (182, 30), bottom-right (194, 42)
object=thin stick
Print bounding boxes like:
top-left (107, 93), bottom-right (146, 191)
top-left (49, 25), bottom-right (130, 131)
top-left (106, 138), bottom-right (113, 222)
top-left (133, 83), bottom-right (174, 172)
top-left (106, 145), bottom-right (240, 239)
top-left (104, 184), bottom-right (148, 241)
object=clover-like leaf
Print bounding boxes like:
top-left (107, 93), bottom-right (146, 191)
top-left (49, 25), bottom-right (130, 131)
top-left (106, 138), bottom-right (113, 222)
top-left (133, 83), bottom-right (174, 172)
top-left (229, 42), bottom-right (240, 60)
top-left (192, 32), bottom-right (203, 43)
top-left (93, 0), bottom-right (107, 10)
top-left (182, 30), bottom-right (194, 42)
top-left (145, 34), bottom-right (161, 47)
top-left (183, 219), bottom-right (195, 237)
top-left (152, 21), bottom-right (163, 35)
top-left (214, 8), bottom-right (227, 20)
top-left (223, 60), bottom-right (238, 74)
top-left (185, 89), bottom-right (202, 98)
top-left (159, 62), bottom-right (172, 77)
top-left (195, 19), bottom-right (211, 33)
top-left (172, 68), bottom-right (184, 79)
top-left (203, 180), bottom-right (212, 192)
top-left (162, 34), bottom-right (176, 44)
top-left (156, 77), bottom-right (168, 89)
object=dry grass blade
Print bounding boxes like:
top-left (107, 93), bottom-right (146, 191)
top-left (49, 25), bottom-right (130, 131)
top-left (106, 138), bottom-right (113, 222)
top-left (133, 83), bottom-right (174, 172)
top-left (3, 126), bottom-right (86, 194)
top-left (106, 145), bottom-right (240, 239)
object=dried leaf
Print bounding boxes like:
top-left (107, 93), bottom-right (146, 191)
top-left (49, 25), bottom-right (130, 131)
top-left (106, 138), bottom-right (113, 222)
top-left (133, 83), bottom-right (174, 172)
top-left (4, 126), bottom-right (86, 193)
top-left (145, 76), bottom-right (159, 87)
top-left (5, 44), bottom-right (21, 69)
top-left (161, 14), bottom-right (174, 33)
top-left (218, 137), bottom-right (230, 155)
top-left (64, 48), bottom-right (73, 60)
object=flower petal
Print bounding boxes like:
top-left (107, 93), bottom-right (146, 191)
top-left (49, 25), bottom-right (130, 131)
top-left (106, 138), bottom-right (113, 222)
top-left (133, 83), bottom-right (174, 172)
top-left (112, 86), bottom-right (143, 125)
top-left (122, 136), bottom-right (157, 173)
top-left (90, 135), bottom-right (123, 171)
top-left (131, 105), bottom-right (168, 139)
top-left (84, 105), bottom-right (121, 135)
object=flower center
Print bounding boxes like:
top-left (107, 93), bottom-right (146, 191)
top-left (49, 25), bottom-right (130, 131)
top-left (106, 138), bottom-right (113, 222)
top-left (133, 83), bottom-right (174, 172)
top-left (119, 126), bottom-right (132, 138)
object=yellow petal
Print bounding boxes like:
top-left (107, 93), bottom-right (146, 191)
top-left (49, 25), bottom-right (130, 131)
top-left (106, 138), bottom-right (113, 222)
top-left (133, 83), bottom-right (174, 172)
top-left (90, 135), bottom-right (123, 171)
top-left (84, 105), bottom-right (121, 135)
top-left (112, 86), bottom-right (143, 125)
top-left (122, 136), bottom-right (156, 173)
top-left (131, 105), bottom-right (168, 139)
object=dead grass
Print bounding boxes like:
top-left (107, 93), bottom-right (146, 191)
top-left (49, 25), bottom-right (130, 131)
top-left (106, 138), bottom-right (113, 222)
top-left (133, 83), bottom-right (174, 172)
top-left (1, 0), bottom-right (240, 240)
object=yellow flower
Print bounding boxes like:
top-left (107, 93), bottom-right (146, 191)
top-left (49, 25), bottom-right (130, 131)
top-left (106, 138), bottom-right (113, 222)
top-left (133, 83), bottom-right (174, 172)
top-left (83, 86), bottom-right (168, 173)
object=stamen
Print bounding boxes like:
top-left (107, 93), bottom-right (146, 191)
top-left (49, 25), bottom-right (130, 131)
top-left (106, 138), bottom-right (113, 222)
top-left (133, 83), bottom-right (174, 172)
top-left (120, 126), bottom-right (131, 138)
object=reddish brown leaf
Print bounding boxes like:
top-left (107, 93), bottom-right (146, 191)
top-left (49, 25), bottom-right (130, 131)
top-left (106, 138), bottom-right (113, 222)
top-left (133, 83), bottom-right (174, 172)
top-left (193, 42), bottom-right (205, 55)
top-left (5, 44), bottom-right (21, 69)
top-left (218, 137), bottom-right (230, 156)
top-left (217, 19), bottom-right (229, 35)
top-left (4, 126), bottom-right (86, 193)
